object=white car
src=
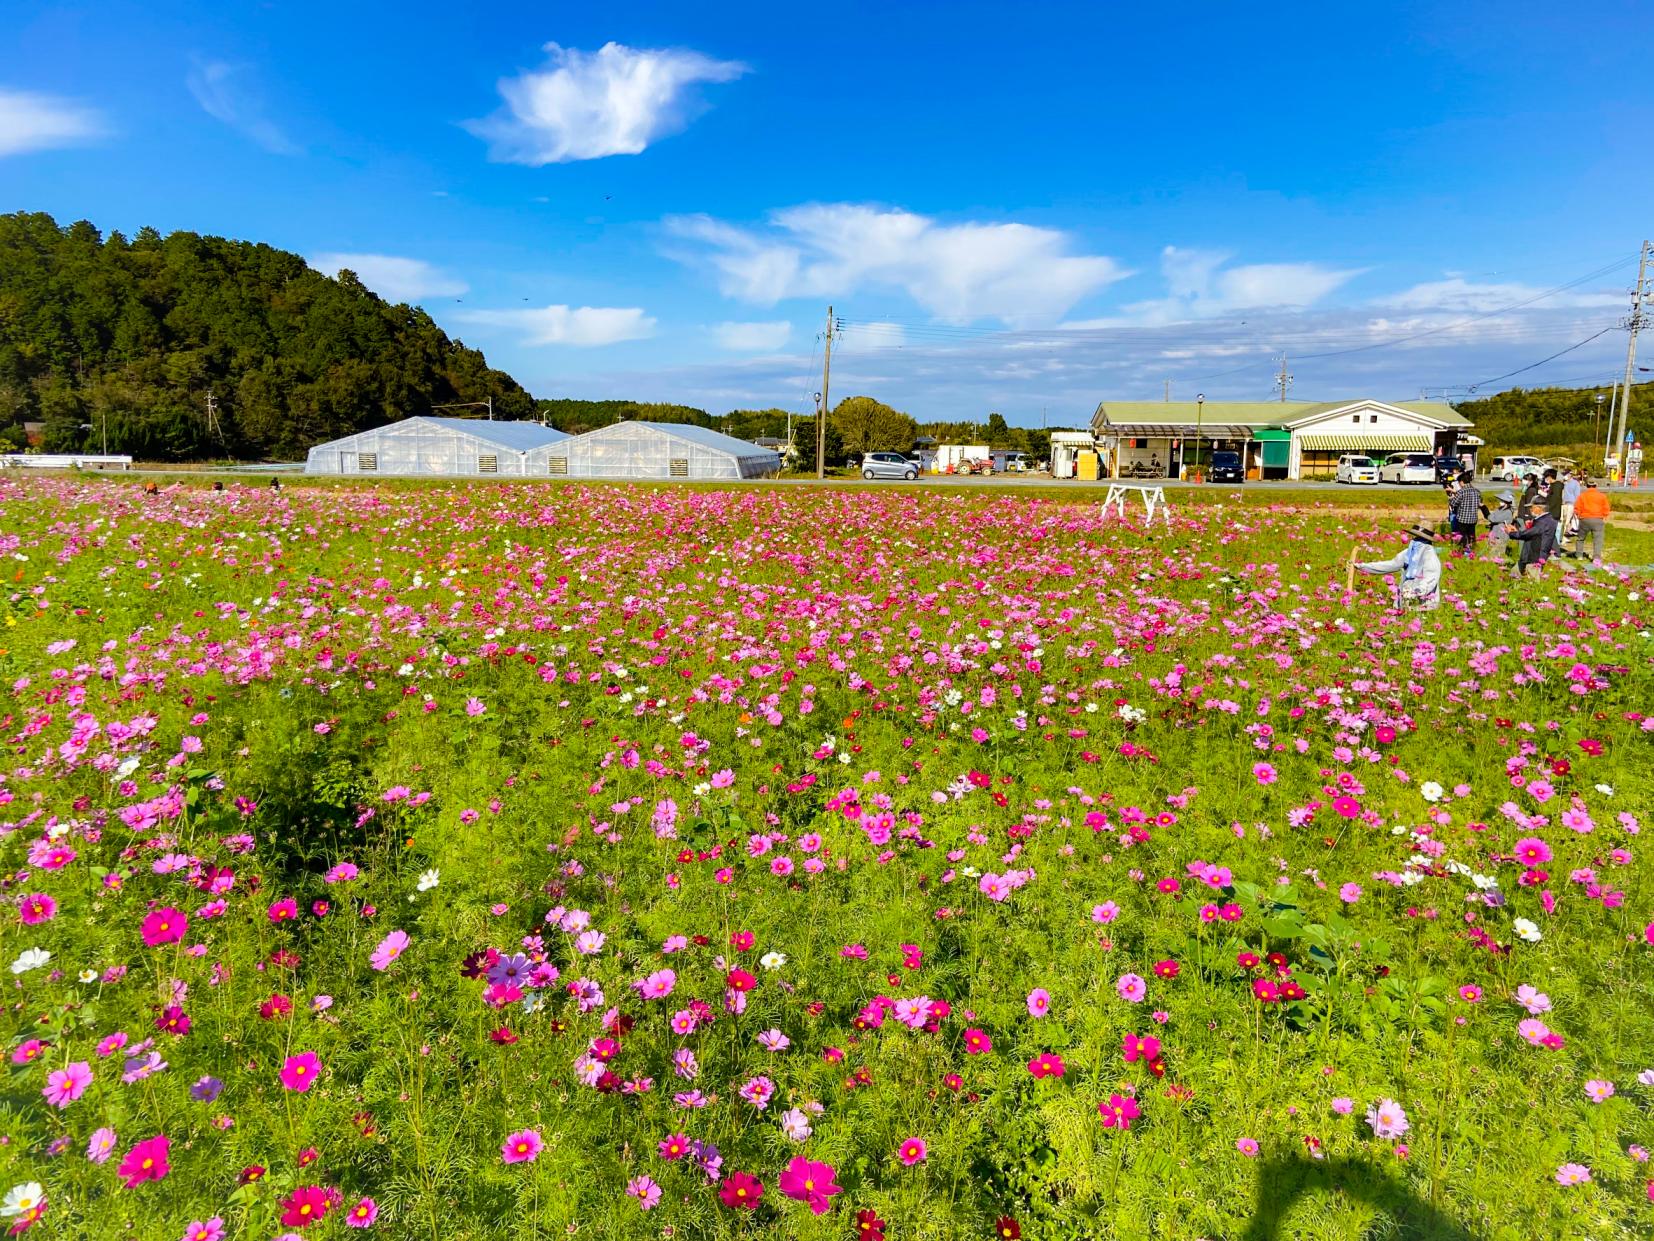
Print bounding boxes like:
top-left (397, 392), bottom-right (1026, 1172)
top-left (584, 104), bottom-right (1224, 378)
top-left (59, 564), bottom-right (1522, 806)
top-left (1487, 454), bottom-right (1546, 483)
top-left (1379, 453), bottom-right (1437, 484)
top-left (1334, 454), bottom-right (1379, 484)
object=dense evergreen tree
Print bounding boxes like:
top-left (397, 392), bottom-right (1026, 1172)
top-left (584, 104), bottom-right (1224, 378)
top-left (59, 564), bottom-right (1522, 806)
top-left (0, 212), bottom-right (533, 460)
top-left (1452, 382), bottom-right (1651, 462)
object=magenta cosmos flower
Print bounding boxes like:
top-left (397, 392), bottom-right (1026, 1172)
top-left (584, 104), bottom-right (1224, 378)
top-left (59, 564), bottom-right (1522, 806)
top-left (280, 1186), bottom-right (331, 1228)
top-left (117, 1134), bottom-right (171, 1187)
top-left (369, 930), bottom-right (409, 971)
top-left (140, 907), bottom-right (188, 947)
top-left (719, 1171), bottom-right (763, 1210)
top-left (1099, 1094), bottom-right (1142, 1130)
top-left (897, 1138), bottom-right (927, 1166)
top-left (1027, 1053), bottom-right (1065, 1079)
top-left (778, 1156), bottom-right (842, 1214)
top-left (279, 1052), bottom-right (322, 1092)
top-left (17, 894), bottom-right (56, 925)
top-left (963, 1028), bottom-right (993, 1055)
top-left (501, 1129), bottom-right (543, 1163)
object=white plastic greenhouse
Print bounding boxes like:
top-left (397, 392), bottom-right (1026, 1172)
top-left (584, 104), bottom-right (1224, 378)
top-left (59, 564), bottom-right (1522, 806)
top-left (526, 421), bottom-right (782, 480)
top-left (303, 417), bottom-right (568, 477)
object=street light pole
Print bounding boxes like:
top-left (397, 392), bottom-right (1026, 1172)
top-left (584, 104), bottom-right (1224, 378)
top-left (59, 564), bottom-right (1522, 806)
top-left (1594, 393), bottom-right (1606, 469)
top-left (1194, 393), bottom-right (1205, 482)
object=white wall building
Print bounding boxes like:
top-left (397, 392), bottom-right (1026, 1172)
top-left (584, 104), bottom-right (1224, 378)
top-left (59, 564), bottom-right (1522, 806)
top-left (303, 417), bottom-right (568, 476)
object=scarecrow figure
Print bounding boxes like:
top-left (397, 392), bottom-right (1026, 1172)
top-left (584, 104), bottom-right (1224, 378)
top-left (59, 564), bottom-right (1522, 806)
top-left (1355, 522), bottom-right (1441, 611)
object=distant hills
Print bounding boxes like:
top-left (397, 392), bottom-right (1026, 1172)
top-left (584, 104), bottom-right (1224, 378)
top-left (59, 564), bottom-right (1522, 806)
top-left (0, 212), bottom-right (533, 460)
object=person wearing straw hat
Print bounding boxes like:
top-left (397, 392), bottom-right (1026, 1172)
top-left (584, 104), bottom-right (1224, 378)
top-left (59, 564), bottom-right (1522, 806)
top-left (1355, 522), bottom-right (1442, 611)
top-left (1484, 487), bottom-right (1517, 563)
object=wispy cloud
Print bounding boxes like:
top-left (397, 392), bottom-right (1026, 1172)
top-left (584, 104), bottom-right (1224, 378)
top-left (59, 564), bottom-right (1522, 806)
top-left (466, 41), bottom-right (746, 165)
top-left (712, 320), bottom-right (791, 352)
top-left (0, 87), bottom-right (104, 157)
top-left (1375, 276), bottom-right (1621, 314)
top-left (666, 204), bottom-right (1130, 325)
top-left (309, 253), bottom-right (468, 302)
top-left (186, 59), bottom-right (298, 155)
top-left (453, 304), bottom-right (657, 347)
top-left (1120, 246), bottom-right (1366, 324)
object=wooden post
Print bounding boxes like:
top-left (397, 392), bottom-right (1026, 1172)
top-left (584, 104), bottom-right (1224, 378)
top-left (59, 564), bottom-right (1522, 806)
top-left (1344, 547), bottom-right (1357, 597)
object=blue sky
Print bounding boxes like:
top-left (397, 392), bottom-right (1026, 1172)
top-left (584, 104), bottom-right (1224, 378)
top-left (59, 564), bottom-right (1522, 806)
top-left (4, 0), bottom-right (1650, 424)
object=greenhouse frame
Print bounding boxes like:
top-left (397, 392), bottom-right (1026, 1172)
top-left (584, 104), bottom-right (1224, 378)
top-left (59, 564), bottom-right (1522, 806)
top-left (526, 421), bottom-right (782, 480)
top-left (303, 417), bottom-right (569, 477)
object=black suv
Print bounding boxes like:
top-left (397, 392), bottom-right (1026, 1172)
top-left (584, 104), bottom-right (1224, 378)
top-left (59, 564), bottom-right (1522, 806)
top-left (1207, 450), bottom-right (1245, 483)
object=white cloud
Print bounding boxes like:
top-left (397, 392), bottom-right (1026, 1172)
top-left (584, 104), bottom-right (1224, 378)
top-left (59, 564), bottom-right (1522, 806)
top-left (1377, 276), bottom-right (1620, 314)
top-left (1124, 246), bottom-right (1366, 323)
top-left (712, 320), bottom-right (791, 352)
top-left (454, 304), bottom-right (657, 347)
top-left (0, 88), bottom-right (104, 157)
top-left (309, 253), bottom-right (469, 302)
top-left (666, 203), bottom-right (1129, 325)
top-left (186, 59), bottom-right (299, 155)
top-left (466, 41), bottom-right (746, 165)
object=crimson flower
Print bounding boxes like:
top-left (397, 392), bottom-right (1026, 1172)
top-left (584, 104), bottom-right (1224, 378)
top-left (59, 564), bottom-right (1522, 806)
top-left (719, 1171), bottom-right (763, 1210)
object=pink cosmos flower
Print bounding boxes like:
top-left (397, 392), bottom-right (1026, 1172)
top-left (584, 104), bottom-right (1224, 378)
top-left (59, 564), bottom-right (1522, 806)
top-left (1331, 1098), bottom-right (1354, 1115)
top-left (1092, 901), bottom-right (1120, 923)
top-left (369, 930), bottom-right (409, 971)
top-left (1338, 883), bottom-right (1362, 904)
top-left (344, 1198), bottom-right (378, 1228)
top-left (636, 969), bottom-right (676, 1000)
top-left (1365, 1098), bottom-right (1410, 1139)
top-left (1026, 988), bottom-right (1051, 1018)
top-left (42, 1061), bottom-right (92, 1108)
top-left (1513, 837), bottom-right (1552, 866)
top-left (1252, 762), bottom-right (1277, 785)
top-left (1117, 973), bottom-right (1147, 1003)
top-left (279, 1052), bottom-right (321, 1092)
top-left (87, 1126), bottom-right (118, 1164)
top-left (501, 1129), bottom-right (543, 1163)
top-left (778, 1156), bottom-right (842, 1214)
top-left (17, 894), bottom-right (56, 925)
top-left (1236, 1137), bottom-right (1259, 1156)
top-left (140, 908), bottom-right (188, 947)
top-left (180, 1218), bottom-right (225, 1241)
top-left (626, 1176), bottom-right (662, 1210)
top-left (1555, 1163), bottom-right (1591, 1185)
top-left (897, 1138), bottom-right (927, 1166)
top-left (1583, 1079), bottom-right (1615, 1103)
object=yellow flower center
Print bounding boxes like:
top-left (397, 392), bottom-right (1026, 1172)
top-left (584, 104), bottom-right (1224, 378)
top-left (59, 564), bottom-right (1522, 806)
top-left (141, 1158), bottom-right (153, 1169)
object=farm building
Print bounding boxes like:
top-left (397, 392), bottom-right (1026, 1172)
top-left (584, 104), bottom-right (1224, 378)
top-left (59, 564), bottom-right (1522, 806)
top-left (526, 421), bottom-right (781, 480)
top-left (303, 417), bottom-right (568, 477)
top-left (1090, 399), bottom-right (1478, 481)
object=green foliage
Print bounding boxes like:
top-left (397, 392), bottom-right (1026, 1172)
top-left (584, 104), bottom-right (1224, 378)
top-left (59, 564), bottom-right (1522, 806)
top-left (0, 212), bottom-right (533, 460)
top-left (830, 395), bottom-right (918, 456)
top-left (1453, 382), bottom-right (1650, 463)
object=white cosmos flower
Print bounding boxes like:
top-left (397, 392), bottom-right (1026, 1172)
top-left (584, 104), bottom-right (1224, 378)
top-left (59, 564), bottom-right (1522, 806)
top-left (759, 951), bottom-right (787, 971)
top-left (78, 969), bottom-right (98, 983)
top-left (10, 948), bottom-right (50, 975)
top-left (1513, 918), bottom-right (1542, 943)
top-left (1420, 781), bottom-right (1445, 802)
top-left (0, 1182), bottom-right (44, 1218)
top-left (1595, 784), bottom-right (1614, 796)
top-left (416, 869), bottom-right (440, 892)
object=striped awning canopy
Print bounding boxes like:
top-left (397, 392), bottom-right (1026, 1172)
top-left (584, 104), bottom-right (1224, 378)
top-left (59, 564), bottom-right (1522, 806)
top-left (1105, 424), bottom-right (1262, 438)
top-left (1298, 433), bottom-right (1432, 453)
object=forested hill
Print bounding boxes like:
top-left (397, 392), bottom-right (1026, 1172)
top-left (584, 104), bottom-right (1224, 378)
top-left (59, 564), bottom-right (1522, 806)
top-left (1452, 381), bottom-right (1651, 461)
top-left (0, 212), bottom-right (534, 460)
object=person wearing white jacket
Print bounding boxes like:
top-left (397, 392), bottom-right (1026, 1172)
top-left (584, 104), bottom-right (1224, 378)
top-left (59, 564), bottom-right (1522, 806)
top-left (1356, 523), bottom-right (1442, 611)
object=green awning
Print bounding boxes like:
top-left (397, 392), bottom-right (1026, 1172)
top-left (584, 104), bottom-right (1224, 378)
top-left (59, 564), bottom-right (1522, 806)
top-left (1298, 433), bottom-right (1432, 453)
top-left (1252, 428), bottom-right (1292, 440)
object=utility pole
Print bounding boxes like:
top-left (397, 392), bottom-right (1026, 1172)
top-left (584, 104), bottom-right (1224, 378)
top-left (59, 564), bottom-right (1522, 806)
top-left (1275, 354), bottom-right (1293, 402)
top-left (1610, 240), bottom-right (1650, 470)
top-left (205, 389), bottom-right (221, 442)
top-left (816, 305), bottom-right (835, 479)
top-left (1164, 378), bottom-right (1171, 403)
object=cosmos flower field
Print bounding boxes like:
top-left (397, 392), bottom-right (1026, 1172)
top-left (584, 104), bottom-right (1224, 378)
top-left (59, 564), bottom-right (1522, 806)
top-left (0, 476), bottom-right (1651, 1241)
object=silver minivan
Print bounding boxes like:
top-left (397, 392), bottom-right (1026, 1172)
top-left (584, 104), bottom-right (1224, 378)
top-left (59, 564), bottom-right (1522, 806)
top-left (861, 452), bottom-right (918, 480)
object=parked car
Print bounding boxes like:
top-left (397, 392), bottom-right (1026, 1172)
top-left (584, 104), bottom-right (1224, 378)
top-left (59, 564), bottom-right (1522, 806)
top-left (1379, 452), bottom-right (1437, 484)
top-left (860, 452), bottom-right (918, 480)
top-left (1335, 454), bottom-right (1379, 484)
top-left (1206, 450), bottom-right (1245, 484)
top-left (1487, 454), bottom-right (1546, 483)
top-left (1432, 456), bottom-right (1467, 483)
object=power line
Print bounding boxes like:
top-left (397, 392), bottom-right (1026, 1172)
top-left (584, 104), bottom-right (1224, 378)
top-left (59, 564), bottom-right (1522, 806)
top-left (1462, 325), bottom-right (1617, 392)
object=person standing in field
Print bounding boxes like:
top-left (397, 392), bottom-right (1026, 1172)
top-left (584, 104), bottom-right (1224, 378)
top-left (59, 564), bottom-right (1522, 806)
top-left (1510, 500), bottom-right (1558, 578)
top-left (1484, 489), bottom-right (1516, 563)
top-left (1449, 471), bottom-right (1483, 556)
top-left (1356, 522), bottom-right (1442, 610)
top-left (1542, 469), bottom-right (1564, 525)
top-left (1560, 470), bottom-right (1582, 542)
top-left (1571, 478), bottom-right (1610, 564)
top-left (1519, 473), bottom-right (1540, 516)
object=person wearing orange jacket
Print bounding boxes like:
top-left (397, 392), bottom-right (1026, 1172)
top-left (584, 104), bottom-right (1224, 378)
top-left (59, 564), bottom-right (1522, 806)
top-left (1571, 479), bottom-right (1610, 564)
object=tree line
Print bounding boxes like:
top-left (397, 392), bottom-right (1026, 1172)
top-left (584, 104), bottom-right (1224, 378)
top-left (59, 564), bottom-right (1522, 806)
top-left (0, 212), bottom-right (533, 460)
top-left (1453, 382), bottom-right (1651, 462)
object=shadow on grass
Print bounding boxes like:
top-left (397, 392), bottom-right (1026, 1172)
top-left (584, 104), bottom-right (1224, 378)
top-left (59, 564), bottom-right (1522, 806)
top-left (1239, 1155), bottom-right (1484, 1241)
